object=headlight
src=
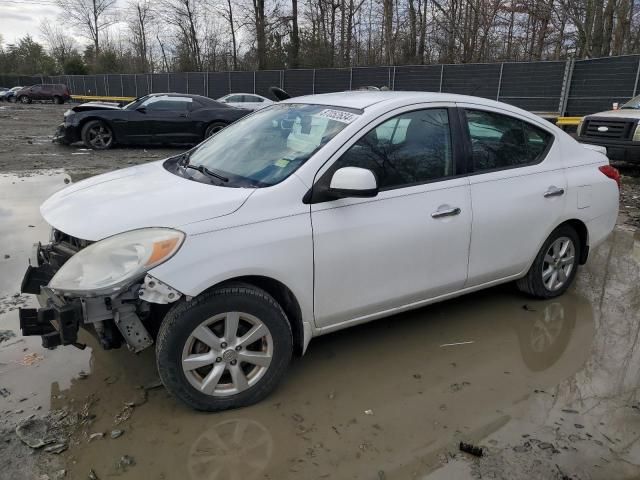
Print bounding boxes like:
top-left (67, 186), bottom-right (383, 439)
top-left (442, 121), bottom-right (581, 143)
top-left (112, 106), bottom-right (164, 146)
top-left (634, 124), bottom-right (640, 142)
top-left (49, 228), bottom-right (184, 295)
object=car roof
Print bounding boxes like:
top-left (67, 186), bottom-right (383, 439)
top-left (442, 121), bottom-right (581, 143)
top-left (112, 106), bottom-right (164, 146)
top-left (149, 93), bottom-right (214, 101)
top-left (281, 90), bottom-right (553, 128)
top-left (283, 90), bottom-right (508, 110)
top-left (223, 93), bottom-right (265, 97)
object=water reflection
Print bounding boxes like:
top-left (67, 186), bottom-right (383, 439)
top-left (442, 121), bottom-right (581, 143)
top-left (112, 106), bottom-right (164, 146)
top-left (188, 418), bottom-right (274, 480)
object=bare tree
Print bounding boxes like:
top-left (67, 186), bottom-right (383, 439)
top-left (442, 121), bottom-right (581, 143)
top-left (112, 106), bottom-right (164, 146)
top-left (127, 0), bottom-right (154, 72)
top-left (39, 19), bottom-right (77, 65)
top-left (160, 0), bottom-right (203, 70)
top-left (55, 0), bottom-right (117, 57)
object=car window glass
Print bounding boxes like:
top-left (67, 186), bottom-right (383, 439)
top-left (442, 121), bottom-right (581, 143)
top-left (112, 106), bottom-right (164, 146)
top-left (226, 95), bottom-right (242, 102)
top-left (188, 104), bottom-right (353, 187)
top-left (142, 96), bottom-right (192, 111)
top-left (331, 108), bottom-right (453, 190)
top-left (465, 109), bottom-right (552, 172)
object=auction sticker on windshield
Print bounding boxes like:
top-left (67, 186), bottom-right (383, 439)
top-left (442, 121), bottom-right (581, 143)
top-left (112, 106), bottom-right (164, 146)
top-left (316, 109), bottom-right (360, 124)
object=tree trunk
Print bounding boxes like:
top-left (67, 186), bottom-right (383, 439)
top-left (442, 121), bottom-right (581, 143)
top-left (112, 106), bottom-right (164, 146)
top-left (227, 0), bottom-right (238, 69)
top-left (254, 0), bottom-right (266, 69)
top-left (291, 0), bottom-right (300, 68)
top-left (383, 0), bottom-right (393, 64)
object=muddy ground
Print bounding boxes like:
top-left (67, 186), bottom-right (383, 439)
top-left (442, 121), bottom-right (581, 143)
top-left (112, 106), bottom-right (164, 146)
top-left (1, 103), bottom-right (640, 480)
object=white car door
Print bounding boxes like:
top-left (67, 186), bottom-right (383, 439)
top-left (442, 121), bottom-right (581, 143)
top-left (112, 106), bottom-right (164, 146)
top-left (310, 106), bottom-right (472, 329)
top-left (458, 104), bottom-right (567, 286)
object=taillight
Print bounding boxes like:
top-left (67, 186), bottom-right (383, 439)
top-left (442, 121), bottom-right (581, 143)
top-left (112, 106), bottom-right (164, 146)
top-left (599, 165), bottom-right (621, 188)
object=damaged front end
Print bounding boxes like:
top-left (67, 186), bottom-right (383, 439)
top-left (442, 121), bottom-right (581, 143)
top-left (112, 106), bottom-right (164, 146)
top-left (19, 228), bottom-right (184, 352)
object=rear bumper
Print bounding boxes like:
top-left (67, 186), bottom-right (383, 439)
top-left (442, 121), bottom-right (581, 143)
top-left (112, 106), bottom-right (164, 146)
top-left (578, 138), bottom-right (640, 162)
top-left (53, 123), bottom-right (81, 144)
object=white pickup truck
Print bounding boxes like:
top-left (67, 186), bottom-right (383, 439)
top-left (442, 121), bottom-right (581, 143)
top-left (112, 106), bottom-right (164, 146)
top-left (577, 94), bottom-right (640, 163)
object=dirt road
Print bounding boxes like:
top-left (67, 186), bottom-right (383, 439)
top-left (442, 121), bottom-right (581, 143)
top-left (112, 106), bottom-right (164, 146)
top-left (0, 102), bottom-right (181, 180)
top-left (1, 103), bottom-right (640, 480)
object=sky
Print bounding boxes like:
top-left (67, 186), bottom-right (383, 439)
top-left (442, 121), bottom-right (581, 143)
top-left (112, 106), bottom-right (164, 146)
top-left (0, 0), bottom-right (66, 46)
top-left (0, 0), bottom-right (128, 48)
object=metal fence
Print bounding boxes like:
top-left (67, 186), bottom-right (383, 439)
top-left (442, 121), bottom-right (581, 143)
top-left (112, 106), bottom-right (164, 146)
top-left (2, 54), bottom-right (639, 116)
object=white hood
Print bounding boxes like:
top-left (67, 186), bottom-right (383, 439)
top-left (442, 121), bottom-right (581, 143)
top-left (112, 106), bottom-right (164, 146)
top-left (41, 161), bottom-right (254, 241)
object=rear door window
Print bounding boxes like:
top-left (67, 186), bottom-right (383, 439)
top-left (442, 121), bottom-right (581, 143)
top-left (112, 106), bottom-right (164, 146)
top-left (464, 109), bottom-right (553, 172)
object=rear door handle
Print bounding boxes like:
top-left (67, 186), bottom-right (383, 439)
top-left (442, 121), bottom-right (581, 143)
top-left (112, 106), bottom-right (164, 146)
top-left (544, 186), bottom-right (565, 198)
top-left (431, 206), bottom-right (461, 218)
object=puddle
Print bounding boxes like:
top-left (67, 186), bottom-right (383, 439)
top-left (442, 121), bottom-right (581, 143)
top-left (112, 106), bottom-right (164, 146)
top-left (0, 169), bottom-right (639, 479)
top-left (0, 171), bottom-right (91, 417)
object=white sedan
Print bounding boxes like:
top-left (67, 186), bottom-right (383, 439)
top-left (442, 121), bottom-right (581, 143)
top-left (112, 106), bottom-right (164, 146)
top-left (217, 93), bottom-right (274, 110)
top-left (20, 91), bottom-right (619, 411)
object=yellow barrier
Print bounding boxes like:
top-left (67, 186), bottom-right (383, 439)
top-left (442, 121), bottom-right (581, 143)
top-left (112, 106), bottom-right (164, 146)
top-left (556, 116), bottom-right (583, 126)
top-left (71, 95), bottom-right (135, 102)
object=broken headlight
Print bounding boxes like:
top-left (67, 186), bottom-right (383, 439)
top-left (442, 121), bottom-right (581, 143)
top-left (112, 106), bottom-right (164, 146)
top-left (49, 228), bottom-right (184, 295)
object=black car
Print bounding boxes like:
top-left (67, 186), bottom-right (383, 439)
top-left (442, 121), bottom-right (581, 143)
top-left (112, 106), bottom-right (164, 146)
top-left (54, 93), bottom-right (251, 150)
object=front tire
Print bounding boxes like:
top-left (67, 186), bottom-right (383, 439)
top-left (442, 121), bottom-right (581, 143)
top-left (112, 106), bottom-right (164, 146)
top-left (81, 120), bottom-right (114, 150)
top-left (156, 284), bottom-right (293, 411)
top-left (53, 95), bottom-right (63, 105)
top-left (517, 225), bottom-right (580, 299)
top-left (19, 95), bottom-right (31, 104)
top-left (205, 122), bottom-right (227, 139)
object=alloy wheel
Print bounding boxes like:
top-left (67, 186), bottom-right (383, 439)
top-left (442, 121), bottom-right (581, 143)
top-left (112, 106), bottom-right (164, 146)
top-left (181, 312), bottom-right (273, 397)
top-left (542, 236), bottom-right (575, 291)
top-left (87, 124), bottom-right (113, 149)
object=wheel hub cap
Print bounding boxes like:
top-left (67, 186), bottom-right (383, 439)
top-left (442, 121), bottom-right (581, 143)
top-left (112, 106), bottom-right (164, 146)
top-left (222, 349), bottom-right (238, 362)
top-left (181, 311), bottom-right (273, 397)
top-left (542, 236), bottom-right (575, 291)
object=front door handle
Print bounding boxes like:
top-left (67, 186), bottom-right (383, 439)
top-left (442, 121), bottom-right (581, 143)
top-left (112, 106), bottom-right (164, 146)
top-left (431, 206), bottom-right (461, 218)
top-left (544, 186), bottom-right (565, 198)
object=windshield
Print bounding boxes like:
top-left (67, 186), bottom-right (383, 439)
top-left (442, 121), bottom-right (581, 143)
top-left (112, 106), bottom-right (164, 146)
top-left (621, 94), bottom-right (640, 109)
top-left (122, 95), bottom-right (148, 110)
top-left (186, 103), bottom-right (357, 187)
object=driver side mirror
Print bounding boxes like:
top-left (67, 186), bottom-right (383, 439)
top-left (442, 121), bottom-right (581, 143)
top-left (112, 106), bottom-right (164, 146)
top-left (136, 106), bottom-right (147, 113)
top-left (328, 167), bottom-right (378, 198)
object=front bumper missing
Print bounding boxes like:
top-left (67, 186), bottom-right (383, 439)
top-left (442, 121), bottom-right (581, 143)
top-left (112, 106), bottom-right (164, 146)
top-left (19, 288), bottom-right (83, 349)
top-left (53, 123), bottom-right (80, 145)
top-left (18, 242), bottom-right (180, 352)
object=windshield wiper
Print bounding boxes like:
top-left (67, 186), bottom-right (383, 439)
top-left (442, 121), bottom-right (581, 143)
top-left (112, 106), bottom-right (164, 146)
top-left (184, 163), bottom-right (229, 182)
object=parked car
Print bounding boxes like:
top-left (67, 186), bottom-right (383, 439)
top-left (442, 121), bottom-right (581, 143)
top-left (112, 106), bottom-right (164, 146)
top-left (577, 94), bottom-right (640, 162)
top-left (218, 93), bottom-right (274, 110)
top-left (54, 93), bottom-right (251, 149)
top-left (19, 92), bottom-right (619, 411)
top-left (0, 86), bottom-right (23, 102)
top-left (15, 84), bottom-right (71, 104)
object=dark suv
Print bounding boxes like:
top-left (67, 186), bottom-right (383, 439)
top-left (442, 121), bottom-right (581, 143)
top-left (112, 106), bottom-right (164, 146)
top-left (16, 84), bottom-right (71, 104)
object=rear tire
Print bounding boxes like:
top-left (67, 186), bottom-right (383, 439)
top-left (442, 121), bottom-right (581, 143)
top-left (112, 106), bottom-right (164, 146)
top-left (19, 96), bottom-right (31, 104)
top-left (81, 120), bottom-right (114, 150)
top-left (156, 284), bottom-right (293, 411)
top-left (516, 225), bottom-right (581, 299)
top-left (9, 96), bottom-right (17, 103)
top-left (205, 122), bottom-right (227, 139)
top-left (53, 95), bottom-right (63, 105)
